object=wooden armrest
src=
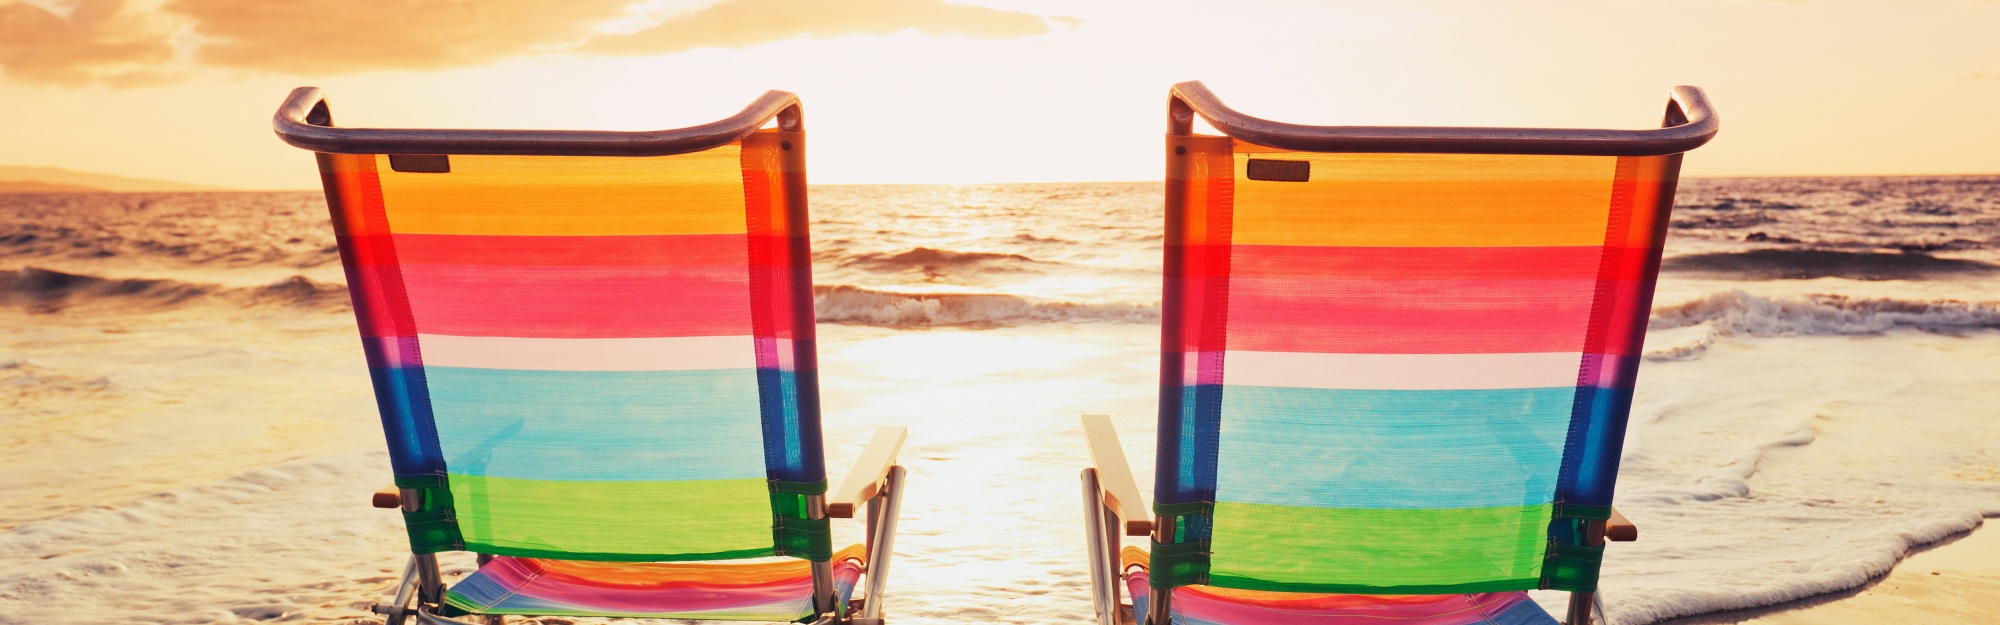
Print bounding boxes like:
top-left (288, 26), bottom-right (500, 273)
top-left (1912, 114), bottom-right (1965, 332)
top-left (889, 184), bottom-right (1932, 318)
top-left (373, 485), bottom-right (401, 509)
top-left (827, 426), bottom-right (908, 518)
top-left (1607, 507), bottom-right (1637, 542)
top-left (1082, 414), bottom-right (1152, 536)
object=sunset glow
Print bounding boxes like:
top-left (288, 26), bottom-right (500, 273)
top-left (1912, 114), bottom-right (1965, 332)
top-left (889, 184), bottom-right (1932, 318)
top-left (1, 0), bottom-right (1996, 189)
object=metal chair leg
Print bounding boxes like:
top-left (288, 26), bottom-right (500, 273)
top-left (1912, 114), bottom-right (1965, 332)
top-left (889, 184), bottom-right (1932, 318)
top-left (372, 556), bottom-right (422, 625)
top-left (860, 466), bottom-right (907, 622)
top-left (1567, 590), bottom-right (1612, 625)
top-left (1146, 515), bottom-right (1174, 625)
top-left (1082, 469), bottom-right (1118, 625)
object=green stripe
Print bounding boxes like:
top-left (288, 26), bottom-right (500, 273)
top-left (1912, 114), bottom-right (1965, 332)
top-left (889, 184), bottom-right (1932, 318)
top-left (1148, 540), bottom-right (1213, 589)
top-left (1207, 501), bottom-right (1551, 593)
top-left (1557, 503), bottom-right (1613, 520)
top-left (768, 483), bottom-right (832, 561)
top-left (1543, 543), bottom-right (1605, 592)
top-left (448, 474), bottom-right (774, 561)
top-left (394, 474), bottom-right (464, 553)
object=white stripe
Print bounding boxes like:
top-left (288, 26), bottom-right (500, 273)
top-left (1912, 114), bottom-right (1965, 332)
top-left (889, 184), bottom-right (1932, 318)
top-left (1223, 351), bottom-right (1581, 390)
top-left (419, 334), bottom-right (757, 371)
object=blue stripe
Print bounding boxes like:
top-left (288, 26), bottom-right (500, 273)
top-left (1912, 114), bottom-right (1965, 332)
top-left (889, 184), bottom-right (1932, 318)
top-left (1158, 376), bottom-right (1223, 507)
top-left (1556, 381), bottom-right (1636, 508)
top-left (1215, 386), bottom-right (1575, 509)
top-left (760, 366), bottom-right (824, 482)
top-left (367, 365), bottom-right (444, 477)
top-left (425, 366), bottom-right (767, 482)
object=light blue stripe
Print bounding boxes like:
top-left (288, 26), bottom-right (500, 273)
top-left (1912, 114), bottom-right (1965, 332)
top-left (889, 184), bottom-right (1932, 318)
top-left (1215, 386), bottom-right (1575, 509)
top-left (426, 367), bottom-right (767, 482)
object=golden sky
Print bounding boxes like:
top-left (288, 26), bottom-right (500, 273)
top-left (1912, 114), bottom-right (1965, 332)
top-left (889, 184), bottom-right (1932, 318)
top-left (2, 0), bottom-right (1997, 189)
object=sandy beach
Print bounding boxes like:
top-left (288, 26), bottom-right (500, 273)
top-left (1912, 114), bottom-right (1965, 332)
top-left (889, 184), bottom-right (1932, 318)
top-left (4, 179), bottom-right (1999, 624)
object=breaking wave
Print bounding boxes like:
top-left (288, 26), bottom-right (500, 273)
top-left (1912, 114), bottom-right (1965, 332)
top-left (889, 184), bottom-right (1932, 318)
top-left (1661, 249), bottom-right (2000, 281)
top-left (0, 267), bottom-right (348, 313)
top-left (813, 284), bottom-right (1157, 328)
top-left (833, 246), bottom-right (1053, 284)
top-left (1651, 290), bottom-right (2000, 336)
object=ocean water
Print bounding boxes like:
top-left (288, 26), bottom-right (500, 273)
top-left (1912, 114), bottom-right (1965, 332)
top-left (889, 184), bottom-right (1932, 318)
top-left (2, 177), bottom-right (1998, 624)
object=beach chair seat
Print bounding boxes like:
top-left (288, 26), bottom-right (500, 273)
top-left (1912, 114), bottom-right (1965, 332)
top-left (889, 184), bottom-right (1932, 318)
top-left (1121, 547), bottom-right (1554, 625)
top-left (442, 546), bottom-right (866, 620)
top-left (1078, 82), bottom-right (1716, 625)
top-left (275, 88), bottom-right (909, 625)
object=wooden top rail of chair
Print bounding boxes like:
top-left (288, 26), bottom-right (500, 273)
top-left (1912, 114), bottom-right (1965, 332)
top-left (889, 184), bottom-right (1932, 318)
top-left (1082, 414), bottom-right (1153, 536)
top-left (827, 425), bottom-right (908, 519)
top-left (1167, 81), bottom-right (1717, 156)
top-left (274, 87), bottom-right (803, 157)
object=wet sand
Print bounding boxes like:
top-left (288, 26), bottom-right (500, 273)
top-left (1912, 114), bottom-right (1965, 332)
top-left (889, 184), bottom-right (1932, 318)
top-left (1671, 523), bottom-right (2000, 624)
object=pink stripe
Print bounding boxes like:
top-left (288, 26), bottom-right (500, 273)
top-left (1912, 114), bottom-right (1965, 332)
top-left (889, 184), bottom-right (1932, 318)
top-left (1166, 276), bottom-right (1233, 353)
top-left (478, 557), bottom-right (860, 615)
top-left (1579, 352), bottom-right (1647, 389)
top-left (362, 335), bottom-right (420, 369)
top-left (1127, 569), bottom-right (1539, 624)
top-left (757, 337), bottom-right (796, 372)
top-left (1224, 277), bottom-right (1595, 354)
top-left (1590, 278), bottom-right (1655, 357)
top-left (752, 266), bottom-right (808, 341)
top-left (338, 245), bottom-right (415, 340)
top-left (1184, 351), bottom-right (1209, 386)
top-left (397, 264), bottom-right (751, 338)
top-left (1225, 245), bottom-right (1604, 280)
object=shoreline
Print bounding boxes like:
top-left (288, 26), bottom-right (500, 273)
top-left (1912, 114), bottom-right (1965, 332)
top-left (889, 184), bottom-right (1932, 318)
top-left (1661, 519), bottom-right (2000, 624)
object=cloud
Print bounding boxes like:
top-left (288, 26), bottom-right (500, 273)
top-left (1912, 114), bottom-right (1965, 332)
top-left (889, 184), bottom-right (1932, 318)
top-left (163, 0), bottom-right (634, 73)
top-left (1, 0), bottom-right (1057, 86)
top-left (581, 0), bottom-right (1051, 56)
top-left (0, 0), bottom-right (178, 86)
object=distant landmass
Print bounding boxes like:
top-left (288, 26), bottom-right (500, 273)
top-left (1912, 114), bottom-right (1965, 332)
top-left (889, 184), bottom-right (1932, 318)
top-left (0, 166), bottom-right (230, 193)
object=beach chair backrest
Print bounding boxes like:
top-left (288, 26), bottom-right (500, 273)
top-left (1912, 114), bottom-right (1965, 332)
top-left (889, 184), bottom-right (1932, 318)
top-left (282, 90), bottom-right (831, 564)
top-left (1153, 83), bottom-right (1715, 595)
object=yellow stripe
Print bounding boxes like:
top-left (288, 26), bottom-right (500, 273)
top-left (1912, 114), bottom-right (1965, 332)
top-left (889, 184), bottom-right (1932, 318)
top-left (375, 147), bottom-right (747, 236)
top-left (1231, 152), bottom-right (1618, 247)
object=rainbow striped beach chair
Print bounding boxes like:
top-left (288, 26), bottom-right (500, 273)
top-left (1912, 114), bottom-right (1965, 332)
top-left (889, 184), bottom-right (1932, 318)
top-left (1080, 82), bottom-right (1717, 625)
top-left (274, 89), bottom-right (909, 625)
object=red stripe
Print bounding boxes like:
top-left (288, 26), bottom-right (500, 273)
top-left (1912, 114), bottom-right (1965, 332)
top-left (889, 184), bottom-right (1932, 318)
top-left (393, 264), bottom-right (751, 338)
top-left (751, 266), bottom-right (810, 341)
top-left (1222, 276), bottom-right (1597, 353)
top-left (390, 234), bottom-right (747, 267)
top-left (336, 234), bottom-right (816, 269)
top-left (1584, 156), bottom-right (1674, 358)
top-left (1166, 277), bottom-right (1230, 353)
top-left (319, 154), bottom-right (419, 338)
top-left (1161, 137), bottom-right (1237, 359)
top-left (1220, 245), bottom-right (1606, 280)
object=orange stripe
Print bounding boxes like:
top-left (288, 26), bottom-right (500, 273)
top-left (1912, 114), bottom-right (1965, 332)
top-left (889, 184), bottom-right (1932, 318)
top-left (374, 148), bottom-right (747, 236)
top-left (1611, 155), bottom-right (1678, 251)
top-left (741, 129), bottom-right (803, 235)
top-left (1169, 134), bottom-right (1235, 247)
top-left (1230, 151), bottom-right (1619, 247)
top-left (319, 153), bottom-right (388, 237)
